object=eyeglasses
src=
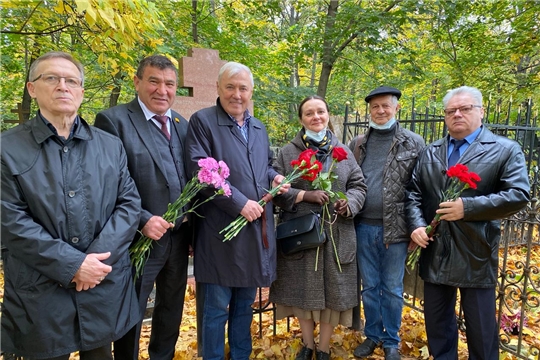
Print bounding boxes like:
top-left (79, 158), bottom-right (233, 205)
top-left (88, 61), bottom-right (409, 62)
top-left (443, 104), bottom-right (482, 116)
top-left (32, 74), bottom-right (83, 88)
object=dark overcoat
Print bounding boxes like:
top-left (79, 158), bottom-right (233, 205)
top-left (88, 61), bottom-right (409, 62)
top-left (185, 100), bottom-right (279, 287)
top-left (406, 126), bottom-right (530, 288)
top-left (269, 132), bottom-right (367, 311)
top-left (0, 115), bottom-right (141, 358)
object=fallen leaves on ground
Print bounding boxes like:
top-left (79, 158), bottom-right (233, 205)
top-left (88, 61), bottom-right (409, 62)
top-left (1, 244), bottom-right (538, 359)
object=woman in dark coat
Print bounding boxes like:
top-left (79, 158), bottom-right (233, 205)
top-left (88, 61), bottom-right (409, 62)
top-left (270, 96), bottom-right (367, 360)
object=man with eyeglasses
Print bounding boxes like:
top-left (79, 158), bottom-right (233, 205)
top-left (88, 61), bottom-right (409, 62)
top-left (1, 51), bottom-right (141, 359)
top-left (406, 86), bottom-right (530, 359)
top-left (95, 55), bottom-right (191, 360)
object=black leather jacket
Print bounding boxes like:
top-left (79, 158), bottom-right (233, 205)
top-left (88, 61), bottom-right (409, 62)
top-left (405, 126), bottom-right (530, 287)
top-left (350, 123), bottom-right (425, 244)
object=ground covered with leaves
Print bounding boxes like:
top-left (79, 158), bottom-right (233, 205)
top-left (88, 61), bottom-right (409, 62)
top-left (0, 245), bottom-right (538, 359)
top-left (144, 246), bottom-right (540, 359)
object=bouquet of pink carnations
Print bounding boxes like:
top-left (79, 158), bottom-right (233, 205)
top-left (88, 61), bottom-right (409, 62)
top-left (130, 157), bottom-right (231, 279)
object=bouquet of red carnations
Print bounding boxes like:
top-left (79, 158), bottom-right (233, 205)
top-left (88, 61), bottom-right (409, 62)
top-left (407, 164), bottom-right (481, 270)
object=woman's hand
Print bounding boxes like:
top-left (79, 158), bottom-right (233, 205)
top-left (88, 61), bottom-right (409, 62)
top-left (303, 190), bottom-right (329, 205)
top-left (333, 199), bottom-right (349, 216)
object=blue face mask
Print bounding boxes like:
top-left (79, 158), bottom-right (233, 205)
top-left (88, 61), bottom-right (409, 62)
top-left (305, 128), bottom-right (327, 142)
top-left (370, 118), bottom-right (396, 130)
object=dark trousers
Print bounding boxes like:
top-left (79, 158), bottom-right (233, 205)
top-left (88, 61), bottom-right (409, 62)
top-left (424, 282), bottom-right (499, 360)
top-left (114, 225), bottom-right (190, 360)
top-left (25, 344), bottom-right (112, 360)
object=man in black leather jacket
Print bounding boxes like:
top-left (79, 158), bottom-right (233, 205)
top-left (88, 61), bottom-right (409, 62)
top-left (406, 86), bottom-right (530, 360)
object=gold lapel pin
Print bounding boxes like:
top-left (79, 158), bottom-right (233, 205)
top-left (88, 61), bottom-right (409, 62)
top-left (174, 117), bottom-right (180, 123)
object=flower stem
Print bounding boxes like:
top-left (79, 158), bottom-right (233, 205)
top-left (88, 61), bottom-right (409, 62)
top-left (323, 204), bottom-right (342, 272)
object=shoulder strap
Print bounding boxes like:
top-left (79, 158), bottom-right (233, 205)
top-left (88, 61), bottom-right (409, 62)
top-left (353, 134), bottom-right (365, 162)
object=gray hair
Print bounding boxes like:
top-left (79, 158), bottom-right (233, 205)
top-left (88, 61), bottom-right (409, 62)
top-left (443, 86), bottom-right (483, 107)
top-left (218, 62), bottom-right (254, 87)
top-left (29, 51), bottom-right (84, 86)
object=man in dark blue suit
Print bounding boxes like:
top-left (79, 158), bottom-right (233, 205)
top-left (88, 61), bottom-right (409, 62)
top-left (95, 55), bottom-right (191, 360)
top-left (185, 62), bottom-right (288, 360)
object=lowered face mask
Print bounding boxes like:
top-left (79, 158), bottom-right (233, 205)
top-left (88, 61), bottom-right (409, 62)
top-left (369, 118), bottom-right (396, 130)
top-left (305, 128), bottom-right (328, 142)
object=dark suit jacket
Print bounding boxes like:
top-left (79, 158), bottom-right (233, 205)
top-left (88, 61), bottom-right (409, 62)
top-left (94, 98), bottom-right (190, 258)
top-left (185, 100), bottom-right (279, 287)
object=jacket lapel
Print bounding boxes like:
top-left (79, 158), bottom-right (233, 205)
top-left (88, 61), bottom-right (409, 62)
top-left (459, 128), bottom-right (492, 166)
top-left (127, 100), bottom-right (168, 179)
top-left (247, 120), bottom-right (261, 152)
top-left (169, 111), bottom-right (185, 150)
top-left (217, 109), bottom-right (248, 148)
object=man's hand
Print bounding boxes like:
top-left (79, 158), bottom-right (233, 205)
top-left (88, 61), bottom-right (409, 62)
top-left (240, 200), bottom-right (264, 222)
top-left (410, 227), bottom-right (431, 248)
top-left (72, 252), bottom-right (112, 291)
top-left (408, 240), bottom-right (418, 252)
top-left (436, 197), bottom-right (464, 221)
top-left (272, 175), bottom-right (291, 195)
top-left (141, 215), bottom-right (174, 240)
top-left (303, 190), bottom-right (329, 205)
top-left (333, 199), bottom-right (349, 215)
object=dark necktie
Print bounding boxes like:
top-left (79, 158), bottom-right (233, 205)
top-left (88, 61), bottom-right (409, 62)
top-left (448, 139), bottom-right (466, 167)
top-left (153, 115), bottom-right (170, 140)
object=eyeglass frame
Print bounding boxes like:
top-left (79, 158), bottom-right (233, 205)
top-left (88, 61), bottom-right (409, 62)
top-left (31, 73), bottom-right (83, 88)
top-left (443, 104), bottom-right (482, 117)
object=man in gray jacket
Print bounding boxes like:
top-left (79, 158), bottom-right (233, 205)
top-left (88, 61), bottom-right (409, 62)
top-left (349, 86), bottom-right (424, 360)
top-left (406, 86), bottom-right (530, 359)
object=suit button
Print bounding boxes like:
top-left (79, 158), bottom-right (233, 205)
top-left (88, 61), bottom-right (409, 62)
top-left (68, 191), bottom-right (75, 197)
top-left (71, 237), bottom-right (79, 244)
top-left (63, 146), bottom-right (69, 153)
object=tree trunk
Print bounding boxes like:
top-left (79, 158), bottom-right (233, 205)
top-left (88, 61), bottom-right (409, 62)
top-left (108, 73), bottom-right (124, 108)
top-left (316, 0), bottom-right (339, 100)
top-left (310, 52), bottom-right (317, 89)
top-left (192, 0), bottom-right (198, 43)
top-left (22, 43), bottom-right (40, 122)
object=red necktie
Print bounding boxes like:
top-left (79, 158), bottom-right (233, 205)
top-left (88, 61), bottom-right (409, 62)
top-left (153, 115), bottom-right (171, 140)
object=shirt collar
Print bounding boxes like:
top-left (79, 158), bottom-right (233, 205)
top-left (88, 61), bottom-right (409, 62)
top-left (449, 125), bottom-right (482, 145)
top-left (137, 97), bottom-right (172, 121)
top-left (39, 111), bottom-right (79, 140)
top-left (227, 109), bottom-right (252, 126)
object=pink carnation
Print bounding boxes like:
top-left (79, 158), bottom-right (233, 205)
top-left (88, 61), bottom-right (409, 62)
top-left (221, 183), bottom-right (232, 197)
top-left (211, 171), bottom-right (225, 188)
top-left (198, 157), bottom-right (219, 171)
top-left (198, 168), bottom-right (214, 185)
top-left (218, 160), bottom-right (230, 179)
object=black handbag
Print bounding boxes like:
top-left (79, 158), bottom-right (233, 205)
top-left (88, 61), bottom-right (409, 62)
top-left (276, 213), bottom-right (326, 255)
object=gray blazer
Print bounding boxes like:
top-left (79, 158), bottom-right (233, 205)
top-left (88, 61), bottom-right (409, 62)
top-left (95, 98), bottom-right (189, 258)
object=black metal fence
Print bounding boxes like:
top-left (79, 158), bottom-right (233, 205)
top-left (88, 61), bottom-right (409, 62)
top-left (342, 98), bottom-right (539, 198)
top-left (343, 98), bottom-right (540, 359)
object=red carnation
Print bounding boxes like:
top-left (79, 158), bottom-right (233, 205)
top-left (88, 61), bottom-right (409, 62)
top-left (301, 160), bottom-right (323, 181)
top-left (332, 147), bottom-right (348, 162)
top-left (407, 163), bottom-right (481, 270)
top-left (298, 149), bottom-right (317, 164)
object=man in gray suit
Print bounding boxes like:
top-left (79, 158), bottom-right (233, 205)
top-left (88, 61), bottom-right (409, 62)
top-left (95, 55), bottom-right (191, 360)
